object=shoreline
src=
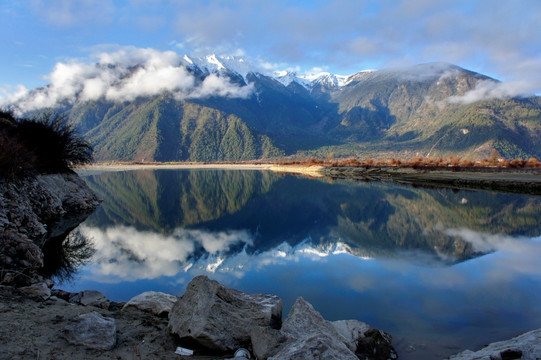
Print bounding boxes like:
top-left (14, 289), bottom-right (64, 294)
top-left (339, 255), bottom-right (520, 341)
top-left (1, 283), bottom-right (539, 360)
top-left (323, 165), bottom-right (541, 195)
top-left (77, 162), bottom-right (541, 194)
top-left (76, 162), bottom-right (325, 177)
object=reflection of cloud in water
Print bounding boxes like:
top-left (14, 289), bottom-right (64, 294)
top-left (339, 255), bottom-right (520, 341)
top-left (79, 225), bottom-right (541, 288)
top-left (78, 227), bottom-right (362, 282)
top-left (445, 228), bottom-right (541, 279)
top-left (79, 225), bottom-right (252, 281)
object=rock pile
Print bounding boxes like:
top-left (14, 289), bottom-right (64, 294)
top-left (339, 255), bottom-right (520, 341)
top-left (0, 172), bottom-right (100, 286)
top-left (168, 276), bottom-right (397, 359)
top-left (448, 328), bottom-right (541, 360)
top-left (1, 275), bottom-right (539, 359)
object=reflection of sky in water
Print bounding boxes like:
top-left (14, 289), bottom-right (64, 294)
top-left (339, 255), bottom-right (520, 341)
top-left (63, 225), bottom-right (541, 360)
top-left (61, 170), bottom-right (541, 360)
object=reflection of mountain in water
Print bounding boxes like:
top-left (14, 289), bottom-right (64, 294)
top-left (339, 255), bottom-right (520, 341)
top-left (80, 170), bottom-right (541, 267)
top-left (84, 169), bottom-right (278, 232)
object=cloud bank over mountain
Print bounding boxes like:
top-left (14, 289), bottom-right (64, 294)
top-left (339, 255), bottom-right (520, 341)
top-left (2, 45), bottom-right (537, 114)
top-left (1, 47), bottom-right (254, 114)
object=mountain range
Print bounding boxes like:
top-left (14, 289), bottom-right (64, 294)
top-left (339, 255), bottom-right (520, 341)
top-left (19, 55), bottom-right (541, 160)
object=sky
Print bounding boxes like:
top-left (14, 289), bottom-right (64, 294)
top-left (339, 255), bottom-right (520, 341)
top-left (1, 0), bottom-right (540, 101)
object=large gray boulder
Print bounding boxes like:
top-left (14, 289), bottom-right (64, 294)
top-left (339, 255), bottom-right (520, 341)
top-left (269, 297), bottom-right (358, 360)
top-left (448, 328), bottom-right (541, 360)
top-left (251, 326), bottom-right (291, 360)
top-left (123, 291), bottom-right (178, 317)
top-left (168, 275), bottom-right (282, 351)
top-left (257, 297), bottom-right (397, 360)
top-left (63, 311), bottom-right (116, 350)
top-left (331, 319), bottom-right (371, 352)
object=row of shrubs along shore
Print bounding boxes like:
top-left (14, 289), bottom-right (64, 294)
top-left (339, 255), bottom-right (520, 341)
top-left (0, 110), bottom-right (93, 180)
top-left (278, 154), bottom-right (541, 170)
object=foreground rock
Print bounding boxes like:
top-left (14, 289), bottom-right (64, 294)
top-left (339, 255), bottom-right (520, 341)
top-left (168, 275), bottom-right (283, 351)
top-left (257, 297), bottom-right (397, 360)
top-left (270, 297), bottom-right (359, 360)
top-left (123, 291), bottom-right (178, 317)
top-left (63, 311), bottom-right (117, 350)
top-left (448, 328), bottom-right (541, 360)
top-left (167, 277), bottom-right (396, 359)
top-left (0, 172), bottom-right (100, 286)
top-left (1, 280), bottom-right (540, 360)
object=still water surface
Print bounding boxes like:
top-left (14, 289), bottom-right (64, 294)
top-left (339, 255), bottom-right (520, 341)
top-left (59, 169), bottom-right (541, 359)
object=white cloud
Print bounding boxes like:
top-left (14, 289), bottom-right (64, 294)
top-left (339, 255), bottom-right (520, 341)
top-left (444, 228), bottom-right (541, 279)
top-left (80, 225), bottom-right (253, 281)
top-left (175, 228), bottom-right (254, 254)
top-left (105, 64), bottom-right (194, 102)
top-left (186, 73), bottom-right (254, 99)
top-left (447, 80), bottom-right (507, 104)
top-left (0, 47), bottom-right (254, 114)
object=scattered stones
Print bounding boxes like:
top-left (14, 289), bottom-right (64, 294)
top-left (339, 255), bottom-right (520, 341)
top-left (19, 281), bottom-right (51, 300)
top-left (122, 291), bottom-right (178, 317)
top-left (63, 311), bottom-right (117, 350)
top-left (69, 290), bottom-right (110, 309)
top-left (2, 274), bottom-right (541, 360)
top-left (448, 328), bottom-right (541, 360)
top-left (51, 288), bottom-right (73, 301)
top-left (168, 275), bottom-right (283, 351)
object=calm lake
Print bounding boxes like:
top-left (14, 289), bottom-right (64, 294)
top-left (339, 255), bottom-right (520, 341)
top-left (58, 169), bottom-right (541, 359)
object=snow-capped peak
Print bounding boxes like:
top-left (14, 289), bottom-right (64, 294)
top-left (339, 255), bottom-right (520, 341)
top-left (182, 54), bottom-right (260, 82)
top-left (181, 53), bottom-right (356, 89)
top-left (182, 54), bottom-right (194, 65)
top-left (305, 72), bottom-right (350, 87)
top-left (205, 54), bottom-right (227, 71)
top-left (273, 70), bottom-right (311, 87)
top-left (273, 70), bottom-right (351, 89)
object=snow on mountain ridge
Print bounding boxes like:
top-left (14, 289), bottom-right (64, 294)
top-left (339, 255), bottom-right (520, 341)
top-left (180, 53), bottom-right (363, 89)
top-left (273, 70), bottom-right (352, 89)
top-left (182, 54), bottom-right (261, 82)
top-left (182, 238), bottom-right (372, 275)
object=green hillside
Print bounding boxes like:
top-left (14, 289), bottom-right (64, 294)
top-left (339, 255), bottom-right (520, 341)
top-left (68, 95), bottom-right (283, 161)
top-left (310, 65), bottom-right (541, 159)
top-left (60, 63), bottom-right (541, 161)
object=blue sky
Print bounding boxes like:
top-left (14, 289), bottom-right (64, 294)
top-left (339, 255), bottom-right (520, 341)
top-left (1, 0), bottom-right (540, 94)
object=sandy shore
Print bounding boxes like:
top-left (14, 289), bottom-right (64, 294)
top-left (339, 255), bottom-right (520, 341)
top-left (76, 163), bottom-right (325, 177)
